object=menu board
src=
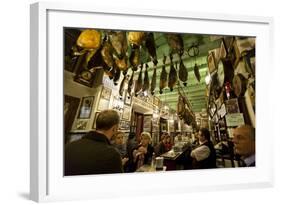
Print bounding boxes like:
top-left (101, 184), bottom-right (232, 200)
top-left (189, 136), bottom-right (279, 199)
top-left (225, 113), bottom-right (245, 127)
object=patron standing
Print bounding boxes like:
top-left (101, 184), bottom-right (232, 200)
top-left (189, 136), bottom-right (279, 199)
top-left (64, 109), bottom-right (123, 175)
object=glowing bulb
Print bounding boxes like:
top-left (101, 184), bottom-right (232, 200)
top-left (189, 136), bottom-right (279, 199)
top-left (205, 74), bottom-right (211, 85)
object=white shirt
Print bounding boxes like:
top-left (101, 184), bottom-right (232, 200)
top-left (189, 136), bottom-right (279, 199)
top-left (190, 144), bottom-right (210, 161)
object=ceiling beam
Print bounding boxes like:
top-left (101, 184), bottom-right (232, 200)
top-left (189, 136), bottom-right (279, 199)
top-left (159, 95), bottom-right (206, 102)
top-left (157, 90), bottom-right (206, 98)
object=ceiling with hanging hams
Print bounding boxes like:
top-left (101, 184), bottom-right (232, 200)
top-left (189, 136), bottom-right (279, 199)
top-left (65, 28), bottom-right (223, 113)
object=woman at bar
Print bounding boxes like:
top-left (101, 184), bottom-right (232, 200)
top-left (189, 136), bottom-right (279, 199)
top-left (190, 128), bottom-right (216, 169)
top-left (155, 132), bottom-right (168, 156)
top-left (164, 134), bottom-right (173, 152)
top-left (132, 132), bottom-right (154, 170)
top-left (112, 131), bottom-right (129, 166)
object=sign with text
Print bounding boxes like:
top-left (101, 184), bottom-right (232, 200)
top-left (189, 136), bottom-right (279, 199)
top-left (225, 113), bottom-right (245, 127)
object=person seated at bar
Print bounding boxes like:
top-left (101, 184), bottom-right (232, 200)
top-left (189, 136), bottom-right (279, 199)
top-left (112, 131), bottom-right (129, 166)
top-left (190, 128), bottom-right (216, 169)
top-left (154, 132), bottom-right (168, 156)
top-left (174, 133), bottom-right (183, 144)
top-left (232, 125), bottom-right (255, 167)
top-left (164, 134), bottom-right (173, 152)
top-left (64, 109), bottom-right (123, 175)
top-left (125, 132), bottom-right (138, 172)
top-left (132, 131), bottom-right (154, 170)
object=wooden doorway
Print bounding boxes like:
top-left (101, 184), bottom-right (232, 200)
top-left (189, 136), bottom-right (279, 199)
top-left (133, 112), bottom-right (144, 142)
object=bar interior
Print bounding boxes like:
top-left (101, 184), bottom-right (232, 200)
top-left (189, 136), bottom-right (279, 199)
top-left (64, 28), bottom-right (256, 175)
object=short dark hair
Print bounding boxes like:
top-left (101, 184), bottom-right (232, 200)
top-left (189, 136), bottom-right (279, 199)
top-left (96, 109), bottom-right (120, 130)
top-left (200, 127), bottom-right (211, 141)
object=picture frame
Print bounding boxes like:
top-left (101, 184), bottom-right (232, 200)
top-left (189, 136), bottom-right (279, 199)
top-left (124, 90), bottom-right (132, 105)
top-left (97, 98), bottom-right (110, 111)
top-left (225, 98), bottom-right (240, 113)
top-left (119, 120), bottom-right (130, 131)
top-left (100, 86), bottom-right (112, 100)
top-left (153, 96), bottom-right (161, 107)
top-left (207, 51), bottom-right (217, 74)
top-left (30, 2), bottom-right (273, 202)
top-left (122, 105), bottom-right (131, 121)
top-left (75, 119), bottom-right (88, 130)
top-left (78, 96), bottom-right (95, 119)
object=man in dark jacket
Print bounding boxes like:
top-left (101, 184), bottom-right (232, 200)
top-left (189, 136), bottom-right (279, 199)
top-left (64, 109), bottom-right (123, 175)
top-left (232, 125), bottom-right (255, 167)
top-left (190, 128), bottom-right (216, 169)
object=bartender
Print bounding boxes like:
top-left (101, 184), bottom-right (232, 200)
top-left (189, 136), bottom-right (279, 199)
top-left (190, 128), bottom-right (216, 169)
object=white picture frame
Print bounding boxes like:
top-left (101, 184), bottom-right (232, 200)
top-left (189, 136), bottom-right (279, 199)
top-left (30, 2), bottom-right (273, 202)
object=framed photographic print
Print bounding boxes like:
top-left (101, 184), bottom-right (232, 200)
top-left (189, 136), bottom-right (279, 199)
top-left (119, 120), bottom-right (130, 130)
top-left (225, 98), bottom-right (240, 113)
top-left (122, 105), bottom-right (131, 121)
top-left (97, 98), bottom-right (110, 111)
top-left (75, 119), bottom-right (88, 130)
top-left (153, 96), bottom-right (161, 107)
top-left (78, 96), bottom-right (94, 119)
top-left (100, 86), bottom-right (112, 100)
top-left (74, 67), bottom-right (96, 87)
top-left (207, 51), bottom-right (217, 74)
top-left (124, 90), bottom-right (132, 105)
top-left (30, 2), bottom-right (273, 202)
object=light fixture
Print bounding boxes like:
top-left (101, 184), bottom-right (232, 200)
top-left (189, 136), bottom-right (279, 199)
top-left (205, 73), bottom-right (211, 85)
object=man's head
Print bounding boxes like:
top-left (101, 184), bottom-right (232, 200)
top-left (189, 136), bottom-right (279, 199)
top-left (232, 125), bottom-right (255, 157)
top-left (96, 109), bottom-right (120, 140)
top-left (198, 128), bottom-right (210, 143)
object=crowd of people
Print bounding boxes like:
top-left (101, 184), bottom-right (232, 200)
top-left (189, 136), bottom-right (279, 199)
top-left (64, 109), bottom-right (256, 176)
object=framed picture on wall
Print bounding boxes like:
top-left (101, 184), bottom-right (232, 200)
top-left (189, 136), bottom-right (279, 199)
top-left (78, 96), bottom-right (95, 119)
top-left (122, 105), bottom-right (131, 121)
top-left (124, 90), bottom-right (132, 105)
top-left (207, 51), bottom-right (217, 74)
top-left (97, 98), bottom-right (110, 111)
top-left (119, 120), bottom-right (130, 130)
top-left (225, 98), bottom-right (240, 113)
top-left (153, 96), bottom-right (161, 107)
top-left (100, 86), bottom-right (112, 100)
top-left (75, 119), bottom-right (88, 130)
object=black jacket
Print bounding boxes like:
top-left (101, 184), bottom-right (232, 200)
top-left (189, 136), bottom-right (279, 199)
top-left (64, 131), bottom-right (123, 175)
